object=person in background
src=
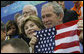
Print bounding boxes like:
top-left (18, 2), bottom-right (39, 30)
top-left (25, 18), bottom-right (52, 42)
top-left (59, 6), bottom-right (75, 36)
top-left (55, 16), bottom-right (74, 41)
top-left (1, 21), bottom-right (6, 42)
top-left (78, 19), bottom-right (83, 53)
top-left (21, 16), bottom-right (45, 53)
top-left (56, 1), bottom-right (78, 23)
top-left (77, 20), bottom-right (83, 44)
top-left (14, 13), bottom-right (21, 23)
top-left (1, 38), bottom-right (30, 53)
top-left (71, 1), bottom-right (83, 19)
top-left (77, 20), bottom-right (83, 53)
top-left (22, 5), bottom-right (38, 18)
top-left (71, 1), bottom-right (83, 53)
top-left (5, 20), bottom-right (20, 40)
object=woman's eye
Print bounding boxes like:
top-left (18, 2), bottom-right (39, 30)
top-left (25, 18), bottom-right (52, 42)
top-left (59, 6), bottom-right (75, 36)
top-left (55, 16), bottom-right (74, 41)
top-left (30, 24), bottom-right (34, 27)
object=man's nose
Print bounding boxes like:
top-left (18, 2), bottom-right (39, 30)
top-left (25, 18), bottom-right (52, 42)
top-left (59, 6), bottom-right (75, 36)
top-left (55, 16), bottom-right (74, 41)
top-left (43, 17), bottom-right (49, 22)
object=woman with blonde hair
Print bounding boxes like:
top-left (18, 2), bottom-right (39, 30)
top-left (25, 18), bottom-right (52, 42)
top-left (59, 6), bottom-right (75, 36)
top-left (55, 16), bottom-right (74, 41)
top-left (21, 16), bottom-right (45, 53)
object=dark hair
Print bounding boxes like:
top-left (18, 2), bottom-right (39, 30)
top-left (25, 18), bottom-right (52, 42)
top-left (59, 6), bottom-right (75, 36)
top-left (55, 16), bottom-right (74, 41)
top-left (1, 38), bottom-right (30, 53)
top-left (6, 20), bottom-right (19, 35)
top-left (21, 16), bottom-right (45, 36)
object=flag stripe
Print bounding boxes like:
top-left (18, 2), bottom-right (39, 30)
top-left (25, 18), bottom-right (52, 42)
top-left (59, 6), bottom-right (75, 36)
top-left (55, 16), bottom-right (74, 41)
top-left (54, 46), bottom-right (80, 53)
top-left (54, 41), bottom-right (79, 50)
top-left (56, 24), bottom-right (78, 35)
top-left (55, 35), bottom-right (79, 46)
top-left (35, 20), bottom-right (80, 53)
top-left (54, 20), bottom-right (80, 53)
top-left (56, 20), bottom-right (79, 30)
top-left (55, 30), bottom-right (78, 40)
top-left (77, 30), bottom-right (81, 36)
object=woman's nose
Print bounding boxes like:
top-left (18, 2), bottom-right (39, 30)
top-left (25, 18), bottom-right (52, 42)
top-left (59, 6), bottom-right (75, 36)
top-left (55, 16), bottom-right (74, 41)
top-left (27, 27), bottom-right (32, 31)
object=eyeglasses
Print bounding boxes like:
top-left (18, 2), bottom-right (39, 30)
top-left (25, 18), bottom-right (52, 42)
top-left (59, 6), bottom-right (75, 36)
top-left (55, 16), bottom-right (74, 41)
top-left (23, 10), bottom-right (36, 16)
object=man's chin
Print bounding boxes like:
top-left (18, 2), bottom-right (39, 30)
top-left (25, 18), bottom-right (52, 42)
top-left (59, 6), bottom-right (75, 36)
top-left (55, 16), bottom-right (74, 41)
top-left (45, 25), bottom-right (52, 28)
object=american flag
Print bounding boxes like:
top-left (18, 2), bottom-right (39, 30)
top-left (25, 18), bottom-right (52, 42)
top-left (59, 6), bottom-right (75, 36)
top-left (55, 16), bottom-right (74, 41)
top-left (35, 20), bottom-right (81, 53)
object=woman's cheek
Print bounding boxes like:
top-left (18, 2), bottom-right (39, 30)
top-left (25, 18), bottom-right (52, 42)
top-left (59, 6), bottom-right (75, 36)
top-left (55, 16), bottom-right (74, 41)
top-left (25, 30), bottom-right (27, 35)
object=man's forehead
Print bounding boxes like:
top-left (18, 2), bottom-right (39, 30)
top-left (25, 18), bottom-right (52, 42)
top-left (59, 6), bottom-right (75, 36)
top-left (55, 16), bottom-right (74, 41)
top-left (23, 6), bottom-right (33, 12)
top-left (23, 8), bottom-right (31, 12)
top-left (42, 5), bottom-right (53, 10)
top-left (42, 5), bottom-right (54, 13)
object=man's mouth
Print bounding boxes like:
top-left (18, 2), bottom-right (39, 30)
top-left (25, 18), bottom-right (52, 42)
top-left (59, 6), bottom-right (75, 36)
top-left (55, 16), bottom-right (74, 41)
top-left (45, 22), bottom-right (52, 26)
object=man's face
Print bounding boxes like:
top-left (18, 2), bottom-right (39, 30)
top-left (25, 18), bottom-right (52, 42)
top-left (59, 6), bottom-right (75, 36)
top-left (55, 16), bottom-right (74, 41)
top-left (1, 44), bottom-right (16, 53)
top-left (42, 6), bottom-right (60, 28)
top-left (23, 7), bottom-right (36, 17)
top-left (58, 1), bottom-right (65, 10)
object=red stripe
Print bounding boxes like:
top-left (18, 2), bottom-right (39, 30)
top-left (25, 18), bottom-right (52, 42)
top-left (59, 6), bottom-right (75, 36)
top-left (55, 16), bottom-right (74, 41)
top-left (77, 30), bottom-right (81, 36)
top-left (56, 20), bottom-right (79, 30)
top-left (54, 41), bottom-right (80, 51)
top-left (71, 51), bottom-right (80, 53)
top-left (55, 30), bottom-right (78, 40)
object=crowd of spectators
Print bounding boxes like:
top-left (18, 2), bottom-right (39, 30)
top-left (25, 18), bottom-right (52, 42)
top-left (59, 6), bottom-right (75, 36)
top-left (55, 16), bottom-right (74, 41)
top-left (1, 1), bottom-right (83, 53)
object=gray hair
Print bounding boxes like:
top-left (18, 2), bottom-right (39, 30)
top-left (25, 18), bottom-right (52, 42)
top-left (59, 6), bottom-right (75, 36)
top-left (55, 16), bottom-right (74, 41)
top-left (42, 2), bottom-right (64, 17)
top-left (23, 5), bottom-right (38, 16)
